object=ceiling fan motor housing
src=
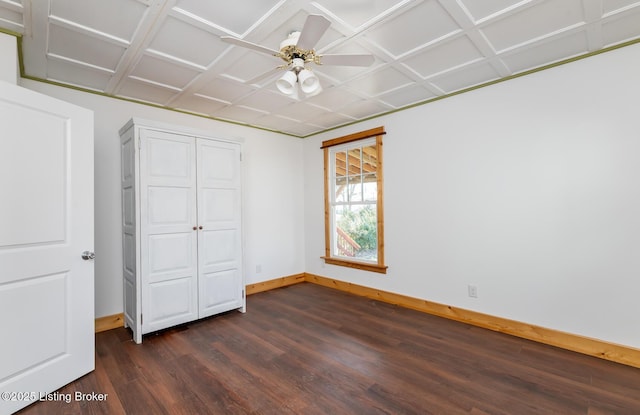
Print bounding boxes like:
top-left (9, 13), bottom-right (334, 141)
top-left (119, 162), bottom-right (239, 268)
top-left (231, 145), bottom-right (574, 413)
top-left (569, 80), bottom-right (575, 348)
top-left (279, 31), bottom-right (317, 65)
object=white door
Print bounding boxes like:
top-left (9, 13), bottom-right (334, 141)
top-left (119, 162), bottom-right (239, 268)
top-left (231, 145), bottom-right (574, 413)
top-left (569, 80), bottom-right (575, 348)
top-left (197, 139), bottom-right (245, 317)
top-left (0, 81), bottom-right (94, 414)
top-left (140, 129), bottom-right (198, 334)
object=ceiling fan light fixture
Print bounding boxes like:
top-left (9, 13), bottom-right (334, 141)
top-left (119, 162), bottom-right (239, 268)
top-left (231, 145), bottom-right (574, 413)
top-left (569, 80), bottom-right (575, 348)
top-left (276, 70), bottom-right (297, 95)
top-left (298, 68), bottom-right (320, 94)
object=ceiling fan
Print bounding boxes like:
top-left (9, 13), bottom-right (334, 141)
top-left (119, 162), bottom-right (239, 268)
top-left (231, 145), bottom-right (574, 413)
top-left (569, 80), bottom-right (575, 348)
top-left (221, 14), bottom-right (375, 97)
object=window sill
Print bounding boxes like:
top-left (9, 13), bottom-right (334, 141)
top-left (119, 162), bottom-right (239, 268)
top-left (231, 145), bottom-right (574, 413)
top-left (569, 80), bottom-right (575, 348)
top-left (321, 257), bottom-right (388, 274)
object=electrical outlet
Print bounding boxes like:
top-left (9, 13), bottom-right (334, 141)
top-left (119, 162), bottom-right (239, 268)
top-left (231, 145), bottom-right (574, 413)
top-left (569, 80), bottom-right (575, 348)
top-left (256, 264), bottom-right (262, 273)
top-left (468, 284), bottom-right (478, 298)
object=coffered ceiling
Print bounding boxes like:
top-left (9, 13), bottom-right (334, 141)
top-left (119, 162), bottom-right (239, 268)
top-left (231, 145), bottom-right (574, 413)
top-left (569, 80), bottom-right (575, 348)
top-left (1, 0), bottom-right (639, 137)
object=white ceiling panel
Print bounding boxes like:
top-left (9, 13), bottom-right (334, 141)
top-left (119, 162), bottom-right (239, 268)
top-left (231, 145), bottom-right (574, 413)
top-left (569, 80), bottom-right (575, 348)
top-left (46, 59), bottom-right (113, 91)
top-left (280, 121), bottom-right (324, 136)
top-left (430, 62), bottom-right (501, 93)
top-left (458, 0), bottom-right (525, 22)
top-left (313, 0), bottom-right (406, 29)
top-left (601, 7), bottom-right (640, 46)
top-left (306, 110), bottom-right (356, 128)
top-left (237, 89), bottom-right (296, 112)
top-left (500, 31), bottom-right (589, 73)
top-left (314, 62), bottom-right (376, 86)
top-left (214, 105), bottom-right (269, 124)
top-left (147, 16), bottom-right (226, 68)
top-left (253, 114), bottom-right (303, 131)
top-left (348, 66), bottom-right (414, 96)
top-left (0, 0), bottom-right (23, 32)
top-left (118, 78), bottom-right (180, 104)
top-left (48, 24), bottom-right (125, 71)
top-left (481, 0), bottom-right (586, 52)
top-left (130, 54), bottom-right (201, 89)
top-left (50, 0), bottom-right (147, 42)
top-left (603, 0), bottom-right (640, 14)
top-left (173, 0), bottom-right (283, 36)
top-left (379, 84), bottom-right (437, 108)
top-left (364, 1), bottom-right (461, 57)
top-left (174, 94), bottom-right (228, 116)
top-left (402, 35), bottom-right (483, 78)
top-left (306, 87), bottom-right (364, 110)
top-left (196, 78), bottom-right (254, 103)
top-left (221, 51), bottom-right (281, 84)
top-left (2, 0), bottom-right (639, 137)
top-left (274, 101), bottom-right (331, 122)
top-left (339, 99), bottom-right (393, 120)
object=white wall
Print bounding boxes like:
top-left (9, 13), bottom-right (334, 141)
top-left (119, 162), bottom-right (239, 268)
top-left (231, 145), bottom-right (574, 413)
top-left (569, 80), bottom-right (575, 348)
top-left (304, 43), bottom-right (640, 349)
top-left (20, 79), bottom-right (306, 319)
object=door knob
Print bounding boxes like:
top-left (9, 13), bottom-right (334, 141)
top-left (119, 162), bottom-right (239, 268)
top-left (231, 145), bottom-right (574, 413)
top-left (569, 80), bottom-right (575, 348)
top-left (81, 251), bottom-right (95, 260)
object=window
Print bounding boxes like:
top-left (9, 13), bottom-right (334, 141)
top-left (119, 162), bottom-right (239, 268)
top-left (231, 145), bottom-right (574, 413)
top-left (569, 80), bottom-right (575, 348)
top-left (322, 127), bottom-right (387, 273)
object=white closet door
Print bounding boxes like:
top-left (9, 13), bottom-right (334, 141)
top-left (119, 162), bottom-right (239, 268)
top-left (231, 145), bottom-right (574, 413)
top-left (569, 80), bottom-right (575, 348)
top-left (197, 139), bottom-right (244, 317)
top-left (0, 81), bottom-right (94, 414)
top-left (140, 129), bottom-right (198, 333)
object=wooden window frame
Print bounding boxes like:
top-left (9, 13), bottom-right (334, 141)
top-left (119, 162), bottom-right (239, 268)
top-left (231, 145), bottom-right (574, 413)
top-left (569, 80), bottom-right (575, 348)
top-left (321, 126), bottom-right (388, 274)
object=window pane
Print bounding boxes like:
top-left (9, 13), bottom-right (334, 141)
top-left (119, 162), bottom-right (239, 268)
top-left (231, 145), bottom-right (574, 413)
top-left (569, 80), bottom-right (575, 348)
top-left (363, 173), bottom-right (377, 201)
top-left (335, 205), bottom-right (377, 261)
top-left (335, 151), bottom-right (347, 177)
top-left (348, 176), bottom-right (362, 202)
top-left (348, 148), bottom-right (361, 175)
top-left (362, 145), bottom-right (377, 174)
top-left (335, 177), bottom-right (348, 202)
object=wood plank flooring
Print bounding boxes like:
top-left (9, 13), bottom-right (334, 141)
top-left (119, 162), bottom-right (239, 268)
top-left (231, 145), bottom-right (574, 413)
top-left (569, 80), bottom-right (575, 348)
top-left (17, 283), bottom-right (640, 414)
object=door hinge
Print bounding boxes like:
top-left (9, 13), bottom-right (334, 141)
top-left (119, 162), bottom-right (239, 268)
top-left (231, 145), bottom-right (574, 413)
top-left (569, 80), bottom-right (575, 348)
top-left (240, 152), bottom-right (242, 161)
top-left (140, 313), bottom-right (143, 325)
top-left (242, 289), bottom-right (245, 298)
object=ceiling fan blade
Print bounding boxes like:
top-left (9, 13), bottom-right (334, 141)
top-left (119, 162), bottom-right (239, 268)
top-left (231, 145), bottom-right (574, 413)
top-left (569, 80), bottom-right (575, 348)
top-left (220, 36), bottom-right (279, 56)
top-left (319, 54), bottom-right (375, 67)
top-left (296, 14), bottom-right (331, 50)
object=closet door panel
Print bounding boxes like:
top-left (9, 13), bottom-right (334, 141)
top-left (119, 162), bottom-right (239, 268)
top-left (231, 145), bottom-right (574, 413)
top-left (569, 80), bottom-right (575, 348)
top-left (140, 129), bottom-right (198, 333)
top-left (201, 188), bottom-right (236, 227)
top-left (146, 135), bottom-right (193, 185)
top-left (147, 233), bottom-right (195, 281)
top-left (197, 139), bottom-right (243, 317)
top-left (202, 229), bottom-right (236, 269)
top-left (147, 187), bottom-right (192, 230)
top-left (146, 277), bottom-right (195, 330)
top-left (200, 269), bottom-right (241, 314)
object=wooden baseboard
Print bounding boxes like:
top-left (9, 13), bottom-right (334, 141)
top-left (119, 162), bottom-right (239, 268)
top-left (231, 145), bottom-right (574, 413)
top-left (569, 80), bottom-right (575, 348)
top-left (95, 313), bottom-right (124, 333)
top-left (304, 273), bottom-right (640, 369)
top-left (245, 273), bottom-right (306, 295)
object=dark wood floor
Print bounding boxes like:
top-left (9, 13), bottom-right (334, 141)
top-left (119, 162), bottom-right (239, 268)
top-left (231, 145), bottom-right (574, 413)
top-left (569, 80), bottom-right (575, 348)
top-left (17, 283), bottom-right (640, 414)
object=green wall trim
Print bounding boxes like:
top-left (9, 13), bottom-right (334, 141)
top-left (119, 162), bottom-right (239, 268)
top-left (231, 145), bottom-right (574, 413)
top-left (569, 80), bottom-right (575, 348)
top-left (3, 29), bottom-right (640, 139)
